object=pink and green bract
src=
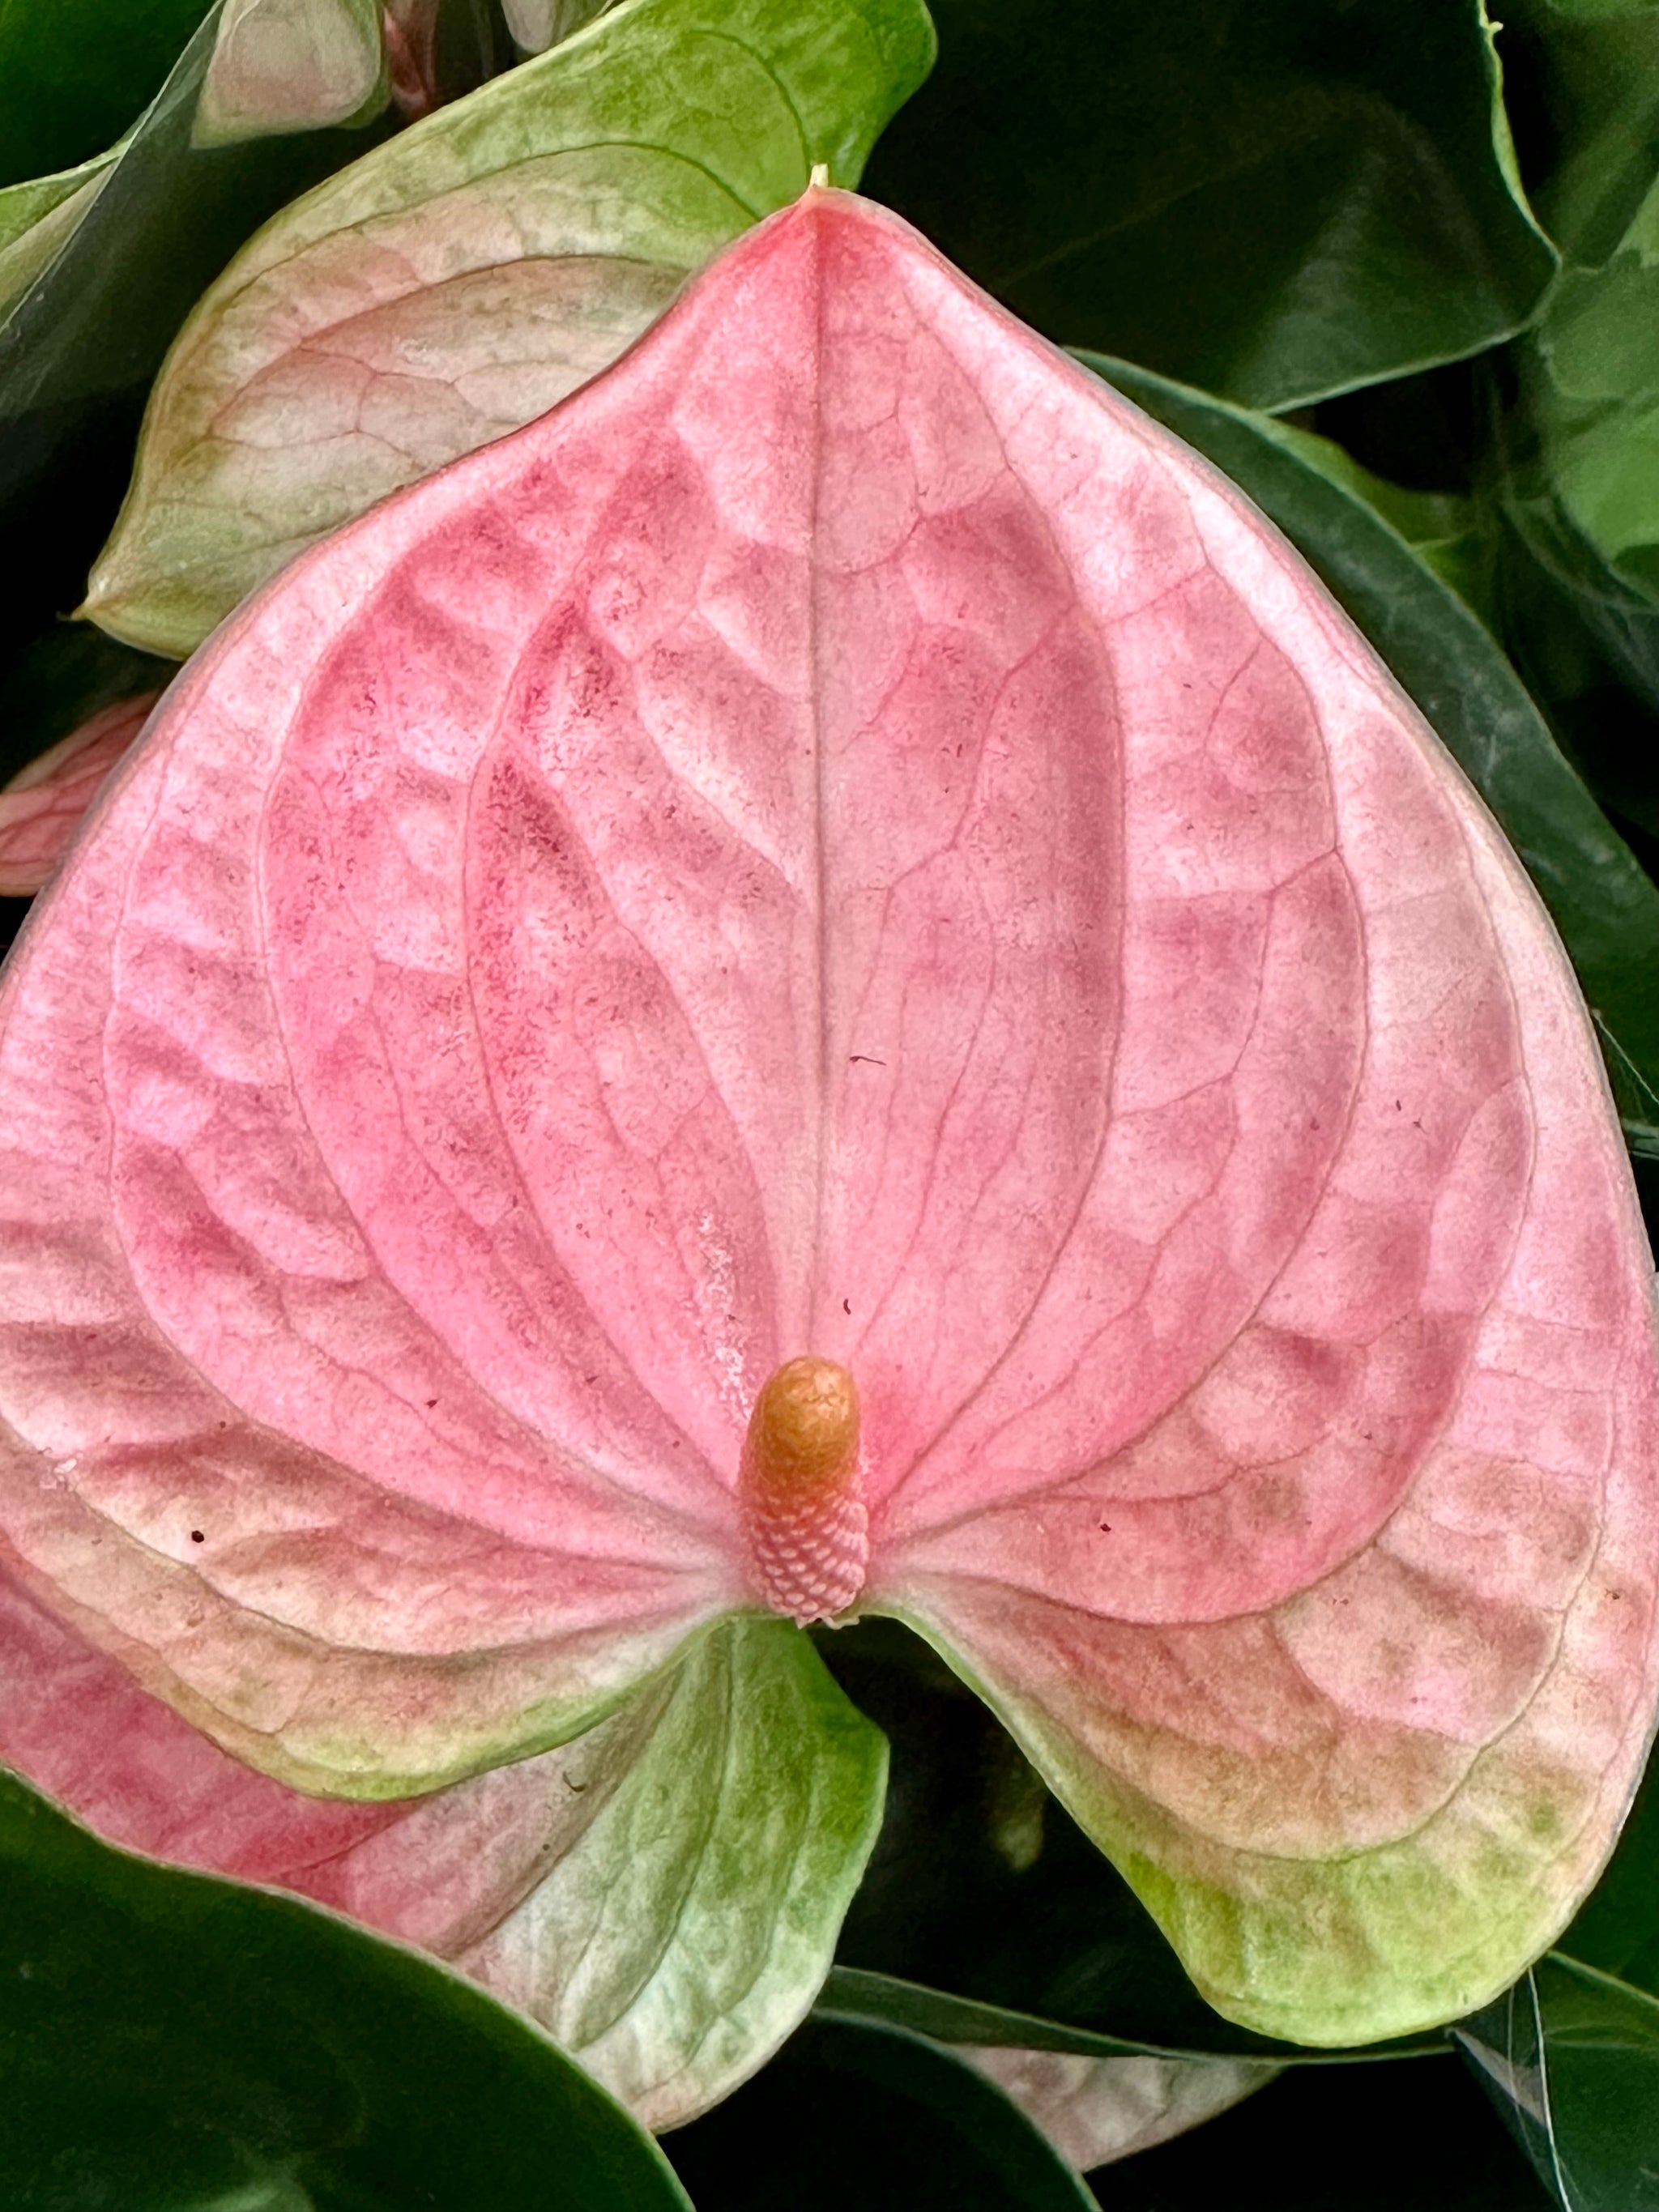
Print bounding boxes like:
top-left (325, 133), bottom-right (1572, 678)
top-left (0, 186), bottom-right (1654, 2050)
top-left (0, 691), bottom-right (159, 896)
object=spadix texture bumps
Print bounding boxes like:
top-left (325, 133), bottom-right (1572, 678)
top-left (1, 188), bottom-right (1656, 2051)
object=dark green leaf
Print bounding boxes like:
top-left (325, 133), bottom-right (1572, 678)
top-left (0, 1768), bottom-right (692, 2212)
top-left (1079, 351), bottom-right (1659, 1127)
top-left (1487, 480), bottom-right (1659, 839)
top-left (0, 145), bottom-right (123, 313)
top-left (1270, 420), bottom-right (1474, 556)
top-left (1482, 4), bottom-right (1659, 868)
top-left (1267, 417), bottom-right (1496, 620)
top-left (1456, 1733), bottom-right (1659, 2207)
top-left (819, 1968), bottom-right (1438, 2070)
top-left (0, 622), bottom-right (172, 786)
top-left (0, 2), bottom-right (396, 431)
top-left (0, 0), bottom-right (212, 188)
top-left (665, 2018), bottom-right (1095, 2211)
top-left (1496, 4), bottom-right (1659, 624)
top-left (1517, 184), bottom-right (1659, 603)
top-left (1550, 1722), bottom-right (1659, 2004)
top-left (1459, 1963), bottom-right (1659, 2212)
top-left (860, 0), bottom-right (1556, 411)
top-left (0, 0), bottom-right (400, 646)
top-left (1499, 0), bottom-right (1659, 263)
top-left (821, 1969), bottom-right (1168, 2061)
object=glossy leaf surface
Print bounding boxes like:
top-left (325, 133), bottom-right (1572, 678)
top-left (1457, 1746), bottom-right (1659, 2211)
top-left (0, 1557), bottom-right (884, 2129)
top-left (0, 0), bottom-right (211, 188)
top-left (0, 1), bottom-right (399, 535)
top-left (821, 1966), bottom-right (1444, 2071)
top-left (1482, 480), bottom-right (1659, 918)
top-left (84, 0), bottom-right (936, 655)
top-left (0, 147), bottom-right (125, 322)
top-left (860, 0), bottom-right (1556, 409)
top-left (1495, 6), bottom-right (1659, 721)
top-left (1522, 181), bottom-right (1659, 604)
top-left (1261, 419), bottom-right (1495, 624)
top-left (1460, 1962), bottom-right (1659, 2212)
top-left (0, 1767), bottom-right (693, 2212)
top-left (0, 629), bottom-right (173, 794)
top-left (1499, 0), bottom-right (1659, 264)
top-left (1078, 353), bottom-right (1659, 1130)
top-left (666, 2018), bottom-right (1095, 2211)
top-left (2, 190), bottom-right (1654, 2050)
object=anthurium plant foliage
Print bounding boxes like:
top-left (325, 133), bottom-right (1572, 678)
top-left (3, 4), bottom-right (1659, 2209)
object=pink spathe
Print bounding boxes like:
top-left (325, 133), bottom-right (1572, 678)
top-left (0, 693), bottom-right (158, 896)
top-left (0, 188), bottom-right (1653, 2042)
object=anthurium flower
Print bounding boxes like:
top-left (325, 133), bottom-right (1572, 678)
top-left (502, 0), bottom-right (614, 53)
top-left (83, 0), bottom-right (936, 657)
top-left (194, 0), bottom-right (390, 148)
top-left (382, 0), bottom-right (443, 121)
top-left (962, 2044), bottom-right (1274, 2172)
top-left (1, 186), bottom-right (1655, 2061)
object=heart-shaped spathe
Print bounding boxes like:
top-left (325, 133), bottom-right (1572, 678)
top-left (0, 186), bottom-right (1653, 2045)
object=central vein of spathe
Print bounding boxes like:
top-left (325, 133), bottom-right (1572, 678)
top-left (737, 183), bottom-right (870, 1626)
top-left (807, 179), bottom-right (835, 1363)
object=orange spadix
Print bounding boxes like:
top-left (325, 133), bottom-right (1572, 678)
top-left (739, 1357), bottom-right (868, 1623)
